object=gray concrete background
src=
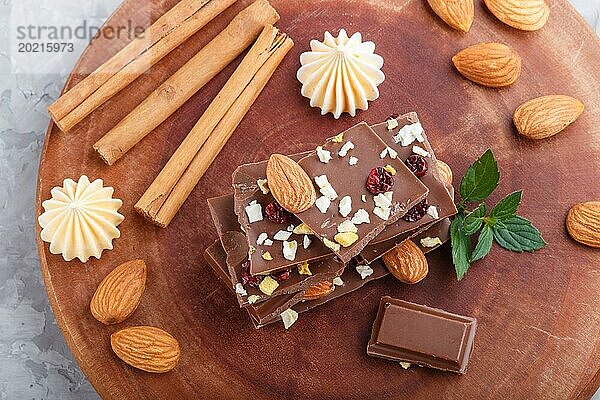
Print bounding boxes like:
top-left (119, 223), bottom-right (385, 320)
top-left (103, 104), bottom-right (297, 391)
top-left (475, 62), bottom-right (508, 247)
top-left (0, 0), bottom-right (598, 399)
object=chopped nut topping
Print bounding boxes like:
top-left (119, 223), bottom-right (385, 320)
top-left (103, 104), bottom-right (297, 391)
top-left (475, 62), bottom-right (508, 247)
top-left (314, 175), bottom-right (338, 200)
top-left (412, 145), bottom-right (430, 157)
top-left (420, 236), bottom-right (443, 248)
top-left (399, 362), bottom-right (411, 369)
top-left (257, 178), bottom-right (270, 194)
top-left (356, 264), bottom-right (374, 279)
top-left (334, 232), bottom-right (359, 247)
top-left (247, 295), bottom-right (260, 304)
top-left (338, 141), bottom-right (355, 157)
top-left (337, 219), bottom-right (358, 233)
top-left (316, 146), bottom-right (332, 163)
top-left (245, 200), bottom-right (263, 223)
top-left (427, 205), bottom-right (439, 219)
top-left (282, 240), bottom-right (298, 261)
top-left (348, 156), bottom-right (358, 166)
top-left (387, 118), bottom-right (399, 130)
top-left (351, 208), bottom-right (371, 225)
top-left (280, 308), bottom-right (299, 329)
top-left (333, 277), bottom-right (344, 286)
top-left (293, 223), bottom-right (314, 235)
top-left (323, 237), bottom-right (341, 252)
top-left (297, 261), bottom-right (312, 275)
top-left (262, 251), bottom-right (273, 261)
top-left (257, 233), bottom-right (268, 245)
top-left (235, 283), bottom-right (247, 296)
top-left (259, 276), bottom-right (279, 295)
top-left (393, 122), bottom-right (425, 146)
top-left (331, 132), bottom-right (344, 143)
top-left (273, 230), bottom-right (293, 241)
top-left (384, 164), bottom-right (397, 175)
top-left (303, 235), bottom-right (312, 249)
top-left (339, 195), bottom-right (352, 217)
top-left (315, 196), bottom-right (331, 213)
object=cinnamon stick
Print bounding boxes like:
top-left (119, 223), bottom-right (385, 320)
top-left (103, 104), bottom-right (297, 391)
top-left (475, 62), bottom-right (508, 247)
top-left (135, 27), bottom-right (293, 227)
top-left (93, 0), bottom-right (279, 165)
top-left (49, 0), bottom-right (239, 132)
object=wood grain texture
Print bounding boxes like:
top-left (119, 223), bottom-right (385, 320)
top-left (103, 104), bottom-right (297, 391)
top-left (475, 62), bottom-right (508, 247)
top-left (36, 0), bottom-right (600, 399)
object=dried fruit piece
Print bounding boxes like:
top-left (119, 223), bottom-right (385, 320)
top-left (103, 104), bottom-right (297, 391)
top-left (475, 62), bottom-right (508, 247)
top-left (90, 259), bottom-right (146, 325)
top-left (383, 240), bottom-right (429, 284)
top-left (271, 268), bottom-right (291, 282)
top-left (366, 167), bottom-right (394, 194)
top-left (566, 202), bottom-right (600, 248)
top-left (334, 232), bottom-right (359, 247)
top-left (240, 261), bottom-right (261, 288)
top-left (303, 280), bottom-right (335, 300)
top-left (437, 160), bottom-right (453, 185)
top-left (484, 0), bottom-right (549, 31)
top-left (405, 155), bottom-right (428, 177)
top-left (513, 95), bottom-right (584, 140)
top-left (403, 199), bottom-right (429, 222)
top-left (110, 326), bottom-right (180, 373)
top-left (267, 154), bottom-right (316, 213)
top-left (427, 0), bottom-right (474, 32)
top-left (452, 42), bottom-right (521, 87)
top-left (264, 201), bottom-right (292, 224)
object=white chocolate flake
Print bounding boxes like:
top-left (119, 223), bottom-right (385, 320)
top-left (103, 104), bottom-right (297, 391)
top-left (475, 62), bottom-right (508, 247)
top-left (356, 264), bottom-right (374, 279)
top-left (373, 206), bottom-right (391, 221)
top-left (333, 277), bottom-right (344, 286)
top-left (245, 200), bottom-right (263, 223)
top-left (257, 232), bottom-right (268, 245)
top-left (348, 156), bottom-right (358, 166)
top-left (393, 122), bottom-right (425, 146)
top-left (282, 240), bottom-right (298, 261)
top-left (337, 220), bottom-right (358, 233)
top-left (281, 308), bottom-right (299, 329)
top-left (316, 146), bottom-right (332, 163)
top-left (338, 141), bottom-right (355, 157)
top-left (351, 209), bottom-right (371, 225)
top-left (427, 205), bottom-right (439, 219)
top-left (421, 236), bottom-right (443, 248)
top-left (274, 230), bottom-right (293, 241)
top-left (235, 283), bottom-right (247, 297)
top-left (412, 145), bottom-right (430, 157)
top-left (387, 118), bottom-right (399, 130)
top-left (315, 196), bottom-right (331, 213)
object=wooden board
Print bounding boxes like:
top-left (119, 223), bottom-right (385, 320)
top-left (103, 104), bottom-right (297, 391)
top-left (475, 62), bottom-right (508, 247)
top-left (36, 0), bottom-right (600, 399)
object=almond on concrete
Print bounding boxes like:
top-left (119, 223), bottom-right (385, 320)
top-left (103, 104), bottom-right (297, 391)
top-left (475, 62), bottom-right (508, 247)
top-left (484, 0), bottom-right (550, 31)
top-left (513, 95), bottom-right (584, 140)
top-left (427, 0), bottom-right (474, 32)
top-left (111, 326), bottom-right (180, 373)
top-left (437, 160), bottom-right (453, 186)
top-left (566, 202), bottom-right (600, 248)
top-left (303, 280), bottom-right (335, 300)
top-left (452, 42), bottom-right (521, 87)
top-left (382, 240), bottom-right (428, 284)
top-left (267, 154), bottom-right (316, 213)
top-left (90, 259), bottom-right (147, 325)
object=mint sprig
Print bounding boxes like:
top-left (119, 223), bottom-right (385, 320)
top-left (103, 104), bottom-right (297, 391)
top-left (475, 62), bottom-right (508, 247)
top-left (450, 149), bottom-right (546, 280)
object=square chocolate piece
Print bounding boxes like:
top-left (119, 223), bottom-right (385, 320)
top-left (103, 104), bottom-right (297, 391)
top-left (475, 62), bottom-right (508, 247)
top-left (367, 296), bottom-right (477, 374)
top-left (296, 122), bottom-right (429, 263)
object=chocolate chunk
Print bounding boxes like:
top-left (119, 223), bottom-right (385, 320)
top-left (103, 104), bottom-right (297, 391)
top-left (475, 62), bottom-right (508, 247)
top-left (296, 122), bottom-right (429, 263)
top-left (367, 296), bottom-right (477, 374)
top-left (208, 194), bottom-right (344, 307)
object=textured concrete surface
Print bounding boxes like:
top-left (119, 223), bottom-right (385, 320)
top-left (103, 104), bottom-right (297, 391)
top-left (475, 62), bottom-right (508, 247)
top-left (0, 0), bottom-right (598, 399)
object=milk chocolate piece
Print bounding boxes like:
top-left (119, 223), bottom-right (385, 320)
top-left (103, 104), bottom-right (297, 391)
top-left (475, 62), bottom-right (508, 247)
top-left (296, 122), bottom-right (429, 263)
top-left (367, 296), bottom-right (477, 374)
top-left (232, 153), bottom-right (333, 275)
top-left (208, 194), bottom-right (344, 307)
top-left (368, 112), bottom-right (457, 245)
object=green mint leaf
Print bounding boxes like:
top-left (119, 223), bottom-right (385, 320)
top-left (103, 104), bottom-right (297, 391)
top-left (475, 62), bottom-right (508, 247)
top-left (463, 203), bottom-right (487, 235)
top-left (459, 149), bottom-right (500, 203)
top-left (471, 224), bottom-right (493, 262)
top-left (450, 214), bottom-right (471, 281)
top-left (490, 191), bottom-right (522, 220)
top-left (492, 216), bottom-right (546, 252)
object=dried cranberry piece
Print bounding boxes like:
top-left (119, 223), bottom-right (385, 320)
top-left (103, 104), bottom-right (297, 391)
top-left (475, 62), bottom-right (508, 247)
top-left (366, 167), bottom-right (394, 194)
top-left (264, 201), bottom-right (291, 224)
top-left (405, 155), bottom-right (428, 178)
top-left (402, 199), bottom-right (429, 222)
top-left (240, 260), bottom-right (261, 288)
top-left (271, 269), bottom-right (291, 282)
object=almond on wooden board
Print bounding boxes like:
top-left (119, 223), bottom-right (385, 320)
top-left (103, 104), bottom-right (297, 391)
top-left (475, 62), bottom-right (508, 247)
top-left (111, 326), bottom-right (180, 373)
top-left (484, 0), bottom-right (550, 31)
top-left (303, 280), bottom-right (335, 300)
top-left (566, 202), bottom-right (600, 248)
top-left (513, 95), bottom-right (584, 140)
top-left (90, 259), bottom-right (147, 325)
top-left (452, 42), bottom-right (522, 88)
top-left (382, 240), bottom-right (428, 284)
top-left (427, 0), bottom-right (474, 32)
top-left (437, 160), bottom-right (453, 186)
top-left (267, 154), bottom-right (316, 213)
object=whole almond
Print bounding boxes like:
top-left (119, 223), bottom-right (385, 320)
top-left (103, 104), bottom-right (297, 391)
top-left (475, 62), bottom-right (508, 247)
top-left (566, 202), bottom-right (600, 248)
top-left (427, 0), bottom-right (474, 32)
top-left (383, 240), bottom-right (428, 284)
top-left (437, 160), bottom-right (453, 186)
top-left (484, 0), bottom-right (549, 31)
top-left (111, 326), bottom-right (180, 373)
top-left (90, 259), bottom-right (147, 325)
top-left (303, 280), bottom-right (335, 300)
top-left (513, 95), bottom-right (584, 140)
top-left (267, 154), bottom-right (316, 213)
top-left (452, 42), bottom-right (521, 87)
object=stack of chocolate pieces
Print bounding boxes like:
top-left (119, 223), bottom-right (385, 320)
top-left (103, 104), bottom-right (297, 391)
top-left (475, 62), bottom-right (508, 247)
top-left (205, 112), bottom-right (457, 329)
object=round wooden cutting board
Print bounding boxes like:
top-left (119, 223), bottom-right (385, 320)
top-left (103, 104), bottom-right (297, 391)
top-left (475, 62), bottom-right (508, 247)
top-left (36, 0), bottom-right (600, 398)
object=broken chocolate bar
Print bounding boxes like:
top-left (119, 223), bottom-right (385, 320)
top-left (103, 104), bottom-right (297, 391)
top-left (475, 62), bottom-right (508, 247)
top-left (367, 296), bottom-right (477, 374)
top-left (296, 122), bottom-right (429, 263)
top-left (208, 194), bottom-right (344, 307)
